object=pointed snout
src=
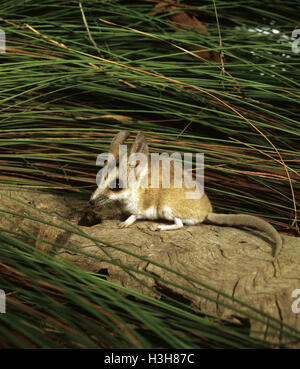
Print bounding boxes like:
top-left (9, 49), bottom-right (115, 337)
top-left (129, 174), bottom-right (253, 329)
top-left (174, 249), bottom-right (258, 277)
top-left (89, 192), bottom-right (109, 207)
top-left (89, 190), bottom-right (98, 206)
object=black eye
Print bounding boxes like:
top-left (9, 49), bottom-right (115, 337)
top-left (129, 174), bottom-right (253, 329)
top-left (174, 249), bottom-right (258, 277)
top-left (110, 178), bottom-right (124, 191)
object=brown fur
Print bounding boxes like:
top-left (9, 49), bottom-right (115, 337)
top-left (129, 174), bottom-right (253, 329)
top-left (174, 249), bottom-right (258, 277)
top-left (90, 131), bottom-right (282, 258)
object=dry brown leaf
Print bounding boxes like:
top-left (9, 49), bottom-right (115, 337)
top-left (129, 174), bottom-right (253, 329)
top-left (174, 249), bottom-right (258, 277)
top-left (148, 1), bottom-right (220, 62)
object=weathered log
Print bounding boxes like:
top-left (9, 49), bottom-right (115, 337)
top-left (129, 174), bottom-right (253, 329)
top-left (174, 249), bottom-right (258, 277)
top-left (1, 188), bottom-right (300, 347)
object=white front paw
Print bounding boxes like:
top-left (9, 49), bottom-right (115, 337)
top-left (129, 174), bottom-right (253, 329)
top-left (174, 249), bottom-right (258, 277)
top-left (118, 221), bottom-right (128, 228)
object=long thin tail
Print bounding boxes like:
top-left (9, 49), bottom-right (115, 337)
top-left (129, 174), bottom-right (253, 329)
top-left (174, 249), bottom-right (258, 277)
top-left (207, 213), bottom-right (282, 258)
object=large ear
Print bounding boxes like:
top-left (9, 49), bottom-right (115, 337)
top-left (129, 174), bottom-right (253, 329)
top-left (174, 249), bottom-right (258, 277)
top-left (129, 132), bottom-right (149, 156)
top-left (109, 130), bottom-right (130, 159)
top-left (128, 132), bottom-right (149, 174)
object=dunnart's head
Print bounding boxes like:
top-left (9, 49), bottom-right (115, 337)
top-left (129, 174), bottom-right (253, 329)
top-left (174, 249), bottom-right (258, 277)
top-left (89, 130), bottom-right (149, 207)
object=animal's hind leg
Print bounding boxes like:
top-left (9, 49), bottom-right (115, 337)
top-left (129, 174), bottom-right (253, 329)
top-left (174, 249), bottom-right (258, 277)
top-left (150, 218), bottom-right (183, 231)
